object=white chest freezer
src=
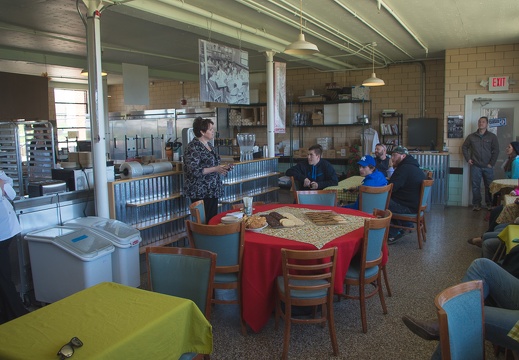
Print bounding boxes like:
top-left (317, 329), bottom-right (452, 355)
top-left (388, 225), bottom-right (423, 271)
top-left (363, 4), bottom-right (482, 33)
top-left (64, 216), bottom-right (142, 287)
top-left (25, 226), bottom-right (114, 304)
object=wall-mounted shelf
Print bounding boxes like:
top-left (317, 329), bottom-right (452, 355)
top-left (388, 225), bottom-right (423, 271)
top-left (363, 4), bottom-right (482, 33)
top-left (380, 114), bottom-right (403, 152)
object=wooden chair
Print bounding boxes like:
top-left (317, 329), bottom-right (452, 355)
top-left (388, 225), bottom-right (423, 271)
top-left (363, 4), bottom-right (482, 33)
top-left (373, 208), bottom-right (393, 297)
top-left (275, 247), bottom-right (339, 360)
top-left (339, 209), bottom-right (392, 333)
top-left (186, 220), bottom-right (247, 335)
top-left (390, 179), bottom-right (434, 249)
top-left (189, 200), bottom-right (206, 224)
top-left (231, 201), bottom-right (265, 210)
top-left (146, 246), bottom-right (216, 319)
top-left (358, 183), bottom-right (393, 214)
top-left (435, 280), bottom-right (485, 360)
top-left (295, 190), bottom-right (338, 206)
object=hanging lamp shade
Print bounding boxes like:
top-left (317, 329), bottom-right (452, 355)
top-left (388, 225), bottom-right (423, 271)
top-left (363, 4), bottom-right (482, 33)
top-left (284, 33), bottom-right (319, 55)
top-left (362, 42), bottom-right (384, 87)
top-left (362, 73), bottom-right (385, 86)
top-left (81, 68), bottom-right (107, 76)
top-left (284, 0), bottom-right (319, 55)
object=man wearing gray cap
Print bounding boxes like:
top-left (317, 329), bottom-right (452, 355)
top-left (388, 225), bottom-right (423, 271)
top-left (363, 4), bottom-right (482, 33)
top-left (387, 146), bottom-right (426, 243)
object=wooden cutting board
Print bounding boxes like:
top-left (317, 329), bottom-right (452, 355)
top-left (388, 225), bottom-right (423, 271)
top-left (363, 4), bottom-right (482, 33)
top-left (304, 211), bottom-right (348, 225)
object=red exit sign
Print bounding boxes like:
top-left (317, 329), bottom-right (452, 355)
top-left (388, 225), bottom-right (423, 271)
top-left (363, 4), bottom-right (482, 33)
top-left (488, 76), bottom-right (509, 91)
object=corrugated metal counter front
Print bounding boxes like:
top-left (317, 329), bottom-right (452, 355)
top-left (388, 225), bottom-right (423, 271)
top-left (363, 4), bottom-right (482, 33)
top-left (410, 152), bottom-right (449, 206)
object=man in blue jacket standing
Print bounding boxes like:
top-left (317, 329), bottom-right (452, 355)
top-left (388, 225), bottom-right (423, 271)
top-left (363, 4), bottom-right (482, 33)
top-left (286, 144), bottom-right (338, 190)
top-left (387, 146), bottom-right (426, 242)
top-left (462, 116), bottom-right (500, 211)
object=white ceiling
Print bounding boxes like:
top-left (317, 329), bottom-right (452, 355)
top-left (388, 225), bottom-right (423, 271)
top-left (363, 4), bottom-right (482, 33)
top-left (0, 0), bottom-right (517, 85)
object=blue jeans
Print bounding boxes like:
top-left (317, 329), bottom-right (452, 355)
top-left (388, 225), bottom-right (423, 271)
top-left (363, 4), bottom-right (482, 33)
top-left (431, 258), bottom-right (519, 359)
top-left (388, 199), bottom-right (413, 236)
top-left (471, 165), bottom-right (494, 207)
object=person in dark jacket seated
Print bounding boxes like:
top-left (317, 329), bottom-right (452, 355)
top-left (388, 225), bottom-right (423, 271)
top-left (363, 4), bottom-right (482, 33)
top-left (387, 146), bottom-right (426, 243)
top-left (343, 155), bottom-right (387, 210)
top-left (286, 144), bottom-right (338, 190)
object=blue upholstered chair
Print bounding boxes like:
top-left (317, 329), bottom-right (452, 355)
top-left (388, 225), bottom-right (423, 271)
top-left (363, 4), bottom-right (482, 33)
top-left (339, 209), bottom-right (392, 333)
top-left (390, 179), bottom-right (434, 249)
top-left (434, 280), bottom-right (485, 360)
top-left (146, 246), bottom-right (216, 360)
top-left (146, 246), bottom-right (216, 318)
top-left (275, 247), bottom-right (339, 360)
top-left (358, 183), bottom-right (393, 214)
top-left (295, 190), bottom-right (338, 206)
top-left (186, 220), bottom-right (246, 335)
top-left (189, 200), bottom-right (206, 224)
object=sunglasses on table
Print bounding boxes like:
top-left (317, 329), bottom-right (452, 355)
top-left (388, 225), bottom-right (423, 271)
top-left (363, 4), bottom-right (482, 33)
top-left (57, 337), bottom-right (83, 359)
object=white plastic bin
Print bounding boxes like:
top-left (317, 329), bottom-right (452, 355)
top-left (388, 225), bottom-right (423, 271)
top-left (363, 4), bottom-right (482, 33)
top-left (25, 226), bottom-right (114, 303)
top-left (64, 217), bottom-right (142, 287)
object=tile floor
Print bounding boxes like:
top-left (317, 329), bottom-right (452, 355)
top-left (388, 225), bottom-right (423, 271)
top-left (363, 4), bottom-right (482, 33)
top-left (201, 203), bottom-right (493, 359)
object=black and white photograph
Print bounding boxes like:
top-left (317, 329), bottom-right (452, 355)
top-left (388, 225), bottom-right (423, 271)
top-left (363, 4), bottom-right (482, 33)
top-left (199, 39), bottom-right (250, 104)
top-left (447, 115), bottom-right (464, 138)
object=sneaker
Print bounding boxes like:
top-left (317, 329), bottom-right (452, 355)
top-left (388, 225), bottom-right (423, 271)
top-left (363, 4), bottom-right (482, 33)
top-left (472, 205), bottom-right (481, 211)
top-left (388, 231), bottom-right (404, 245)
top-left (402, 315), bottom-right (440, 341)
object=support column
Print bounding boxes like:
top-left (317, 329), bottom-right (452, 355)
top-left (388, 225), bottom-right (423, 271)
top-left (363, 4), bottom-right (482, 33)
top-left (265, 51), bottom-right (276, 158)
top-left (84, 0), bottom-right (109, 218)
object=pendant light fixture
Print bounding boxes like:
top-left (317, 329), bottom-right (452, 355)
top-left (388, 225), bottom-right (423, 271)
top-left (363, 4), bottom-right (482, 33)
top-left (284, 0), bottom-right (319, 55)
top-left (80, 68), bottom-right (107, 76)
top-left (362, 42), bottom-right (385, 87)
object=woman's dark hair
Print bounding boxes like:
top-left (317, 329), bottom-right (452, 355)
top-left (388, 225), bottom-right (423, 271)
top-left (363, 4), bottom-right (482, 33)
top-left (192, 117), bottom-right (214, 137)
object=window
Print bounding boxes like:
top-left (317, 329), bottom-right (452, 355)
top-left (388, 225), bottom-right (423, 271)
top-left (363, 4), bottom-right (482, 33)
top-left (54, 89), bottom-right (89, 153)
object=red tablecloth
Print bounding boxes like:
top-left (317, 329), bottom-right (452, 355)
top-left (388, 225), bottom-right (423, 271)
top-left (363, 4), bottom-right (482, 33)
top-left (210, 204), bottom-right (389, 333)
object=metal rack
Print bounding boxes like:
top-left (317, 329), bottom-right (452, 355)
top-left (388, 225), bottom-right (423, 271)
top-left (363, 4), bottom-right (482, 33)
top-left (0, 122), bottom-right (24, 195)
top-left (25, 121), bottom-right (55, 181)
top-left (220, 158), bottom-right (280, 211)
top-left (107, 170), bottom-right (189, 252)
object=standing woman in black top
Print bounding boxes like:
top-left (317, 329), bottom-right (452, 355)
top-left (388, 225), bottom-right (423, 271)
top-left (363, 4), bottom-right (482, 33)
top-left (183, 117), bottom-right (232, 222)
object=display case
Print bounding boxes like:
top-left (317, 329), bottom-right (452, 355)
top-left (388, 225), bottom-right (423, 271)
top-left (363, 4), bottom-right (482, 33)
top-left (107, 170), bottom-right (188, 252)
top-left (379, 114), bottom-right (403, 152)
top-left (220, 157), bottom-right (280, 211)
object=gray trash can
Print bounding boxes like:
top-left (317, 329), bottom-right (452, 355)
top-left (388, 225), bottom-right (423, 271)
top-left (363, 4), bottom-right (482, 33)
top-left (25, 226), bottom-right (114, 303)
top-left (65, 217), bottom-right (142, 287)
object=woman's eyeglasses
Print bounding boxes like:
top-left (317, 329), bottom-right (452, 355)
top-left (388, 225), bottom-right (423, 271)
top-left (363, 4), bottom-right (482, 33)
top-left (57, 337), bottom-right (83, 359)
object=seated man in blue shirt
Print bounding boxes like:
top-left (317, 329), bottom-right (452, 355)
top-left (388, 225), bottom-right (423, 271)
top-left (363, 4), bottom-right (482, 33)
top-left (343, 154), bottom-right (387, 210)
top-left (286, 144), bottom-right (338, 190)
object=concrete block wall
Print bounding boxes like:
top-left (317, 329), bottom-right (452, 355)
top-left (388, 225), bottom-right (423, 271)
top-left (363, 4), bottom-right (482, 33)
top-left (444, 43), bottom-right (519, 206)
top-left (107, 61), bottom-right (446, 155)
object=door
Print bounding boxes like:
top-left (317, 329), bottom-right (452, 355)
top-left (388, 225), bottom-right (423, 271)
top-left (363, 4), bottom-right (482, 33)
top-left (462, 94), bottom-right (519, 206)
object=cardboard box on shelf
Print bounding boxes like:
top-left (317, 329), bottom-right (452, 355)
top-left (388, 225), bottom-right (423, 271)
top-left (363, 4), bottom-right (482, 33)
top-left (311, 113), bottom-right (323, 125)
top-left (316, 137), bottom-right (333, 150)
top-left (323, 150), bottom-right (336, 158)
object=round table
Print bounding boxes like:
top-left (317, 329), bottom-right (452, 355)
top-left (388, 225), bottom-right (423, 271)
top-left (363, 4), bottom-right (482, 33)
top-left (210, 203), bottom-right (388, 333)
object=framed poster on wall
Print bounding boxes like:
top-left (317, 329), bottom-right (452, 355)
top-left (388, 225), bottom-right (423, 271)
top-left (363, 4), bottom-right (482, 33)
top-left (199, 39), bottom-right (249, 104)
top-left (447, 115), bottom-right (464, 138)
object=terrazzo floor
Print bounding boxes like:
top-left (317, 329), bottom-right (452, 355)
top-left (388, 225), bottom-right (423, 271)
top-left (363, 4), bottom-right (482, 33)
top-left (205, 204), bottom-right (492, 360)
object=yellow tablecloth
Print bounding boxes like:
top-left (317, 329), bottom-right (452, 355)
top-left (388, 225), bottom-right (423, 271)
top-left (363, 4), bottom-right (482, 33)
top-left (490, 178), bottom-right (518, 195)
top-left (0, 282), bottom-right (213, 360)
top-left (496, 195), bottom-right (519, 224)
top-left (497, 225), bottom-right (519, 254)
top-left (325, 176), bottom-right (364, 204)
